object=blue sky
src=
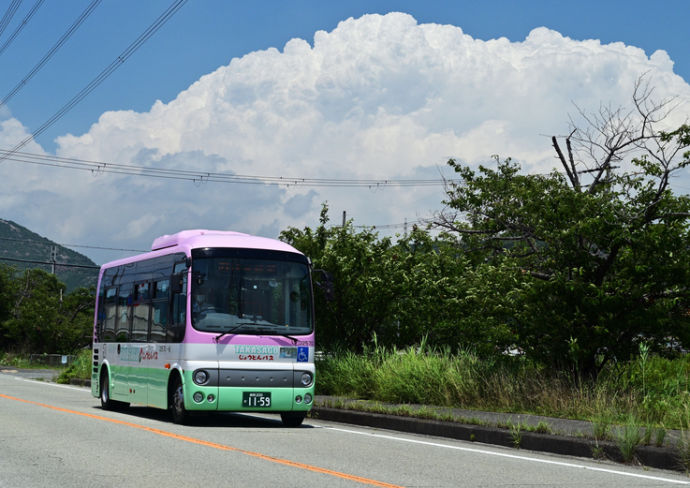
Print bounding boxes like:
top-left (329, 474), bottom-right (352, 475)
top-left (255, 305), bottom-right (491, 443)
top-left (1, 0), bottom-right (689, 263)
top-left (2, 0), bottom-right (688, 150)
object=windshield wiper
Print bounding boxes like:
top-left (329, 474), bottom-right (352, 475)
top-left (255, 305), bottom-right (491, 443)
top-left (215, 323), bottom-right (302, 343)
top-left (214, 322), bottom-right (260, 342)
top-left (251, 326), bottom-right (300, 344)
top-left (275, 332), bottom-right (299, 344)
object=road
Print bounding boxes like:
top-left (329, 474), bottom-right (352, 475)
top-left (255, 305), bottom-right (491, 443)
top-left (1, 370), bottom-right (688, 487)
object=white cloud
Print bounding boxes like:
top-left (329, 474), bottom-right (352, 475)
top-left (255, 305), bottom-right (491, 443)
top-left (2, 12), bottom-right (689, 262)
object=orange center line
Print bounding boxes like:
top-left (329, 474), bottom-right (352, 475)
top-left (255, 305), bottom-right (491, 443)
top-left (0, 393), bottom-right (402, 488)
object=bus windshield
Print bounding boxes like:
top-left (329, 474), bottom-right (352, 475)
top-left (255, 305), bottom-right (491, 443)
top-left (190, 249), bottom-right (313, 336)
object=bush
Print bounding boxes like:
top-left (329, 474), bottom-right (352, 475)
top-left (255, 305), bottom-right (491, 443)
top-left (56, 349), bottom-right (92, 384)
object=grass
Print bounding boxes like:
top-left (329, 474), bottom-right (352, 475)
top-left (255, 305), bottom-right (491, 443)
top-left (56, 349), bottom-right (92, 384)
top-left (0, 353), bottom-right (32, 369)
top-left (316, 344), bottom-right (690, 433)
top-left (0, 352), bottom-right (62, 369)
top-left (510, 422), bottom-right (522, 448)
top-left (615, 415), bottom-right (643, 463)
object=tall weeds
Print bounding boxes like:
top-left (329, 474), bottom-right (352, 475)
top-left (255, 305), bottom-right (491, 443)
top-left (316, 344), bottom-right (690, 430)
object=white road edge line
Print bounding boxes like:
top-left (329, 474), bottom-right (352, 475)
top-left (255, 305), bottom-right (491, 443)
top-left (322, 425), bottom-right (690, 485)
top-left (8, 374), bottom-right (91, 392)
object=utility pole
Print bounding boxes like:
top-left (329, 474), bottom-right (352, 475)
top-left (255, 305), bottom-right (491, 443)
top-left (342, 211), bottom-right (346, 228)
top-left (50, 246), bottom-right (57, 274)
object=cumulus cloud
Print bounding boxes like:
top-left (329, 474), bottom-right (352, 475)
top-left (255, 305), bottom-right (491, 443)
top-left (2, 12), bottom-right (689, 262)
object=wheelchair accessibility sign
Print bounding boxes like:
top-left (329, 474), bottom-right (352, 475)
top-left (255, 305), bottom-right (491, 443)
top-left (297, 346), bottom-right (309, 362)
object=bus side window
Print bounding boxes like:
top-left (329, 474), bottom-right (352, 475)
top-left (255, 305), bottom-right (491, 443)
top-left (132, 282), bottom-right (151, 342)
top-left (170, 271), bottom-right (186, 343)
top-left (103, 287), bottom-right (117, 342)
top-left (115, 284), bottom-right (132, 342)
top-left (151, 280), bottom-right (169, 343)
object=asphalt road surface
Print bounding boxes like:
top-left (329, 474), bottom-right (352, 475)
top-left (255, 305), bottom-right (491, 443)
top-left (1, 370), bottom-right (688, 487)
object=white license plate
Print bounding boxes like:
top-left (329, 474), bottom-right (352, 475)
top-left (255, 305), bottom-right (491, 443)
top-left (242, 392), bottom-right (271, 408)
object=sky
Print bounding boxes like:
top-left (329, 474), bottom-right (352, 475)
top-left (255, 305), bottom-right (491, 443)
top-left (1, 0), bottom-right (689, 265)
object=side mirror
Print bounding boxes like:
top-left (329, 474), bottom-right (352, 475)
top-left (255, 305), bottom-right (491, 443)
top-left (171, 273), bottom-right (184, 294)
top-left (313, 269), bottom-right (335, 301)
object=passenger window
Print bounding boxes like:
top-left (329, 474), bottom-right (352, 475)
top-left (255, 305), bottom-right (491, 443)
top-left (103, 287), bottom-right (117, 342)
top-left (115, 285), bottom-right (131, 342)
top-left (151, 280), bottom-right (170, 343)
top-left (132, 282), bottom-right (150, 342)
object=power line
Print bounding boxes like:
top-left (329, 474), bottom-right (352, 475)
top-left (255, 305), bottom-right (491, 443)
top-left (0, 149), bottom-right (454, 188)
top-left (0, 0), bottom-right (188, 163)
top-left (353, 219), bottom-right (430, 230)
top-left (0, 256), bottom-right (99, 269)
top-left (0, 0), bottom-right (101, 107)
top-left (0, 0), bottom-right (22, 40)
top-left (0, 0), bottom-right (44, 58)
top-left (0, 236), bottom-right (146, 253)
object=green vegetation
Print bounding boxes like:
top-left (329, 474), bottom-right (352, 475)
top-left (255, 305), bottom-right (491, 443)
top-left (283, 126), bottom-right (690, 379)
top-left (615, 415), bottom-right (643, 463)
top-left (0, 352), bottom-right (41, 369)
top-left (56, 349), bottom-right (92, 384)
top-left (0, 264), bottom-right (94, 355)
top-left (316, 345), bottom-right (690, 431)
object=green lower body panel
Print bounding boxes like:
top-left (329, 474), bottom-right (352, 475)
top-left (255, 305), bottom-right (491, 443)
top-left (181, 371), bottom-right (314, 412)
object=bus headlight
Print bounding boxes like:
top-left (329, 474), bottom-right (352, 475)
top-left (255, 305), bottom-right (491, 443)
top-left (193, 369), bottom-right (209, 385)
top-left (299, 372), bottom-right (313, 388)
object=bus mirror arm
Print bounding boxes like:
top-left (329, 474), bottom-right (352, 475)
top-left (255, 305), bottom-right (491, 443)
top-left (171, 274), bottom-right (184, 294)
top-left (313, 269), bottom-right (335, 302)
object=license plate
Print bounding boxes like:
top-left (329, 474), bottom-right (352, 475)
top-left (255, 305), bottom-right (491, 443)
top-left (242, 392), bottom-right (271, 408)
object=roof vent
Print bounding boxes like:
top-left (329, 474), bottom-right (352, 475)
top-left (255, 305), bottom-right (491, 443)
top-left (151, 229), bottom-right (249, 251)
top-left (151, 229), bottom-right (209, 250)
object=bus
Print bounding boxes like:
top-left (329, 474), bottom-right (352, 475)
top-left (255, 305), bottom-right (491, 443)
top-left (91, 229), bottom-right (315, 426)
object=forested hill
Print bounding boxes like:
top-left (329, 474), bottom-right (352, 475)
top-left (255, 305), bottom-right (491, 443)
top-left (0, 219), bottom-right (98, 292)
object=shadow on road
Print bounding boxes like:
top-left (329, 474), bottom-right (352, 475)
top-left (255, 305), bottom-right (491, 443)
top-left (91, 404), bottom-right (314, 429)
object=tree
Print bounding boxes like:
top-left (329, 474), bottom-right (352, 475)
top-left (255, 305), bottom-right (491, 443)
top-left (281, 204), bottom-right (518, 354)
top-left (0, 264), bottom-right (15, 344)
top-left (0, 267), bottom-right (95, 354)
top-left (436, 79), bottom-right (690, 377)
top-left (281, 204), bottom-right (398, 351)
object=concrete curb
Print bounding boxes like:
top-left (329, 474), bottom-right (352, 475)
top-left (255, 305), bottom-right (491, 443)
top-left (310, 406), bottom-right (683, 472)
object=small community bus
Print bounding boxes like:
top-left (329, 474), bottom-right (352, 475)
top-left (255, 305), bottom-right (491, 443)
top-left (91, 229), bottom-right (315, 426)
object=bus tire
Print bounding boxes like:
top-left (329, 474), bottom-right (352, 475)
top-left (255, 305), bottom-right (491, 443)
top-left (171, 376), bottom-right (188, 424)
top-left (100, 369), bottom-right (129, 411)
top-left (280, 412), bottom-right (306, 427)
top-left (100, 370), bottom-right (115, 410)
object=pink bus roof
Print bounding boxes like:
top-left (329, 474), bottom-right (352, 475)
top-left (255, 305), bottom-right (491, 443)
top-left (101, 229), bottom-right (304, 269)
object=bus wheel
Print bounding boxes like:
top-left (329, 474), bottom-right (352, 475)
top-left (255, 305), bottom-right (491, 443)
top-left (100, 371), bottom-right (129, 411)
top-left (171, 377), bottom-right (188, 424)
top-left (100, 372), bottom-right (114, 410)
top-left (280, 412), bottom-right (306, 427)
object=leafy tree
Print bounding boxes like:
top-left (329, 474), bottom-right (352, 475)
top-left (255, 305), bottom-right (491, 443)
top-left (381, 229), bottom-right (518, 355)
top-left (2, 269), bottom-right (63, 352)
top-left (281, 204), bottom-right (397, 351)
top-left (0, 267), bottom-right (95, 354)
top-left (0, 264), bottom-right (15, 343)
top-left (281, 204), bottom-right (518, 354)
top-left (437, 80), bottom-right (690, 377)
top-left (54, 286), bottom-right (96, 352)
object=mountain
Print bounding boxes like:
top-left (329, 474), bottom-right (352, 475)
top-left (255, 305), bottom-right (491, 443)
top-left (0, 219), bottom-right (98, 292)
